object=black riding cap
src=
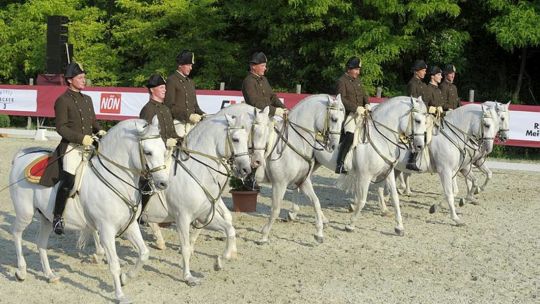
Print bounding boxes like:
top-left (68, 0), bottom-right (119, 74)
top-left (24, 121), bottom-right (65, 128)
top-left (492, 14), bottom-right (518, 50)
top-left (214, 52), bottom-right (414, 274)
top-left (443, 64), bottom-right (456, 75)
top-left (146, 74), bottom-right (166, 88)
top-left (346, 57), bottom-right (361, 69)
top-left (428, 65), bottom-right (442, 76)
top-left (411, 60), bottom-right (427, 71)
top-left (176, 50), bottom-right (195, 65)
top-left (250, 52), bottom-right (267, 64)
top-left (64, 62), bottom-right (85, 78)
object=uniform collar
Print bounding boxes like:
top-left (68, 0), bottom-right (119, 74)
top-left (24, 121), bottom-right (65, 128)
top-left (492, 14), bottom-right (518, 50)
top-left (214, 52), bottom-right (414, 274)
top-left (249, 72), bottom-right (264, 80)
top-left (176, 70), bottom-right (188, 80)
top-left (344, 73), bottom-right (357, 81)
top-left (150, 98), bottom-right (164, 105)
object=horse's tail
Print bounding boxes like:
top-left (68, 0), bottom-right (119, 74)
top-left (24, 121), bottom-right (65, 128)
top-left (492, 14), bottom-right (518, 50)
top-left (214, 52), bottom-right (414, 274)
top-left (336, 172), bottom-right (357, 194)
top-left (77, 229), bottom-right (93, 251)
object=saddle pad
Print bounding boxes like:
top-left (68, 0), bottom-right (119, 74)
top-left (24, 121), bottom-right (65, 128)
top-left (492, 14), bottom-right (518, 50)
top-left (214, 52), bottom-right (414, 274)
top-left (24, 155), bottom-right (51, 184)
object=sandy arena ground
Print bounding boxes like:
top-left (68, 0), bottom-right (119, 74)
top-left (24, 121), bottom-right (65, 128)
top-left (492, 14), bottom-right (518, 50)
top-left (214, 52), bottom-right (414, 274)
top-left (0, 138), bottom-right (538, 303)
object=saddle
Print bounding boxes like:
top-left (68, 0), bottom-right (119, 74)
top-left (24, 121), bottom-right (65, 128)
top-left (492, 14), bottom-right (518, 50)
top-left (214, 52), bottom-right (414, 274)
top-left (24, 155), bottom-right (51, 184)
top-left (343, 115), bottom-right (368, 171)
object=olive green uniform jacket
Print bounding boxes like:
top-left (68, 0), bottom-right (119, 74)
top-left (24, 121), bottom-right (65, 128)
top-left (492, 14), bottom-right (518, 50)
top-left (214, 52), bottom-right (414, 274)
top-left (336, 73), bottom-right (369, 115)
top-left (40, 89), bottom-right (101, 187)
top-left (241, 73), bottom-right (285, 116)
top-left (164, 71), bottom-right (205, 123)
top-left (423, 83), bottom-right (445, 108)
top-left (407, 76), bottom-right (427, 99)
top-left (439, 79), bottom-right (460, 110)
top-left (139, 99), bottom-right (179, 143)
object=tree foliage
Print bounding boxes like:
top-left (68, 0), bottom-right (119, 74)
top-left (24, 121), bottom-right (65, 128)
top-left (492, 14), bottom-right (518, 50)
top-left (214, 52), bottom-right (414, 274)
top-left (0, 0), bottom-right (538, 104)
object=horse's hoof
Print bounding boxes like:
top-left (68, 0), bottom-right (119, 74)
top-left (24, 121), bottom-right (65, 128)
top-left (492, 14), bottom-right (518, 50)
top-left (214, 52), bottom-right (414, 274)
top-left (185, 276), bottom-right (201, 286)
top-left (117, 296), bottom-right (133, 304)
top-left (287, 212), bottom-right (297, 222)
top-left (15, 270), bottom-right (26, 281)
top-left (429, 205), bottom-right (437, 214)
top-left (345, 225), bottom-right (355, 232)
top-left (474, 187), bottom-right (480, 195)
top-left (47, 275), bottom-right (60, 283)
top-left (256, 239), bottom-right (269, 245)
top-left (381, 210), bottom-right (391, 217)
top-left (313, 235), bottom-right (324, 243)
top-left (459, 198), bottom-right (465, 207)
top-left (91, 254), bottom-right (103, 264)
top-left (214, 256), bottom-right (223, 271)
top-left (348, 204), bottom-right (355, 213)
top-left (454, 219), bottom-right (466, 227)
top-left (120, 273), bottom-right (128, 286)
top-left (394, 227), bottom-right (405, 236)
top-left (155, 240), bottom-right (166, 251)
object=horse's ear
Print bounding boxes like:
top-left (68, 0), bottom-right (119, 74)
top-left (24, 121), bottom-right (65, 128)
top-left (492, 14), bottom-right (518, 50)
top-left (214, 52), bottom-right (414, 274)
top-left (151, 115), bottom-right (159, 127)
top-left (506, 100), bottom-right (511, 107)
top-left (335, 94), bottom-right (342, 104)
top-left (261, 106), bottom-right (270, 116)
top-left (225, 114), bottom-right (236, 126)
top-left (135, 119), bottom-right (147, 135)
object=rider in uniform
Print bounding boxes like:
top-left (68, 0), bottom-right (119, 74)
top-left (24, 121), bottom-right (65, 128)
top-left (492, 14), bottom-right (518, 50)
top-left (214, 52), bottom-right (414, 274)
top-left (405, 60), bottom-right (428, 171)
top-left (47, 62), bottom-right (104, 235)
top-left (241, 51), bottom-right (287, 189)
top-left (164, 50), bottom-right (205, 138)
top-left (334, 56), bottom-right (370, 174)
top-left (439, 64), bottom-right (460, 110)
top-left (242, 51), bottom-right (287, 117)
top-left (139, 74), bottom-right (179, 211)
top-left (423, 65), bottom-right (445, 109)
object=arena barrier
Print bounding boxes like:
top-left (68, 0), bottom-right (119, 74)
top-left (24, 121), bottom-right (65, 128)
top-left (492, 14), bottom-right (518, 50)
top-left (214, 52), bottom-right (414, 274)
top-left (0, 85), bottom-right (538, 148)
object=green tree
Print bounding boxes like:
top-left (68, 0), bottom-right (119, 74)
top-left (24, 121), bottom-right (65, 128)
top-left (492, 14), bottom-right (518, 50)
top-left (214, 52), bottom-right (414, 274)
top-left (485, 0), bottom-right (540, 102)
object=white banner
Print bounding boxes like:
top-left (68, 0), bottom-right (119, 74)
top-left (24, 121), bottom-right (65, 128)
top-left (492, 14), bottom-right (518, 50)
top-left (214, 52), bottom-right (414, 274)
top-left (83, 91), bottom-right (246, 117)
top-left (0, 89), bottom-right (37, 112)
top-left (508, 110), bottom-right (540, 141)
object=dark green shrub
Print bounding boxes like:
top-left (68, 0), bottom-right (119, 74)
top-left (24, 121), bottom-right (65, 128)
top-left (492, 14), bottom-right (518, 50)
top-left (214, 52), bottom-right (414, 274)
top-left (0, 114), bottom-right (10, 127)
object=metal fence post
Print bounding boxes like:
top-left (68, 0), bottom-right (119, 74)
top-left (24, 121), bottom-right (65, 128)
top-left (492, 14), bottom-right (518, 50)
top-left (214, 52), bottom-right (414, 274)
top-left (376, 86), bottom-right (382, 98)
top-left (296, 84), bottom-right (301, 94)
top-left (468, 89), bottom-right (475, 102)
top-left (220, 82), bottom-right (225, 91)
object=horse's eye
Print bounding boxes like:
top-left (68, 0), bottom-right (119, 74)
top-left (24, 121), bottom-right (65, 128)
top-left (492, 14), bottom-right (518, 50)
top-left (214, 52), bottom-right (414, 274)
top-left (232, 138), bottom-right (239, 143)
top-left (331, 117), bottom-right (338, 123)
top-left (144, 151), bottom-right (152, 156)
top-left (415, 119), bottom-right (421, 124)
top-left (484, 123), bottom-right (490, 128)
top-left (501, 117), bottom-right (505, 121)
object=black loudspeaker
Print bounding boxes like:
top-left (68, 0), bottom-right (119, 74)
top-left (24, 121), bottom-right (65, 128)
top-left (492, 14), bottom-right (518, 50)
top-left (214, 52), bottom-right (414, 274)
top-left (46, 15), bottom-right (72, 74)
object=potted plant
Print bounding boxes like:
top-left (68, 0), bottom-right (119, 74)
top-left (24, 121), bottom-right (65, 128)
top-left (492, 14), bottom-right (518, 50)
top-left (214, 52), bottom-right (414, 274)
top-left (229, 176), bottom-right (259, 212)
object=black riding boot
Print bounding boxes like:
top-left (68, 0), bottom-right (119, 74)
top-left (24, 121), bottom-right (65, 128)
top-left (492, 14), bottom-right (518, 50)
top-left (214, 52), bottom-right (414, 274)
top-left (52, 172), bottom-right (75, 235)
top-left (335, 132), bottom-right (354, 174)
top-left (406, 152), bottom-right (420, 171)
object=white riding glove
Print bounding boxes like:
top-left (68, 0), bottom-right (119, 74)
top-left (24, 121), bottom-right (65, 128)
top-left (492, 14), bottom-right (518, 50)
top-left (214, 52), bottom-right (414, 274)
top-left (166, 138), bottom-right (178, 148)
top-left (189, 113), bottom-right (202, 123)
top-left (356, 106), bottom-right (366, 115)
top-left (82, 135), bottom-right (94, 146)
top-left (365, 103), bottom-right (372, 111)
top-left (97, 130), bottom-right (107, 137)
top-left (274, 107), bottom-right (285, 117)
top-left (428, 106), bottom-right (437, 114)
top-left (437, 106), bottom-right (444, 114)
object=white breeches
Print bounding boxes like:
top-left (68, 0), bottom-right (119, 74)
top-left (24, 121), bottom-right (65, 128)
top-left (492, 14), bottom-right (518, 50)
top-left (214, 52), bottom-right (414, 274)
top-left (63, 144), bottom-right (91, 174)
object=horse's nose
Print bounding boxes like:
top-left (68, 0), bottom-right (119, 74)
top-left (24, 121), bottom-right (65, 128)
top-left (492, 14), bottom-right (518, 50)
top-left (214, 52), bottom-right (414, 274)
top-left (157, 181), bottom-right (168, 190)
top-left (251, 159), bottom-right (261, 168)
top-left (331, 143), bottom-right (336, 151)
top-left (416, 144), bottom-right (424, 150)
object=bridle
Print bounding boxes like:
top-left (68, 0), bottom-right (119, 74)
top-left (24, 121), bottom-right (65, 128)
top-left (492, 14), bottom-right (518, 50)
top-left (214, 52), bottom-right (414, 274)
top-left (89, 133), bottom-right (169, 237)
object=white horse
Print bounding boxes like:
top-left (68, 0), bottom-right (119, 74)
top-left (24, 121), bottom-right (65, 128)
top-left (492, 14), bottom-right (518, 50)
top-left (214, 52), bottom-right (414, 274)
top-left (465, 101), bottom-right (511, 195)
top-left (9, 117), bottom-right (169, 303)
top-left (146, 104), bottom-right (271, 251)
top-left (142, 113), bottom-right (252, 286)
top-left (256, 94), bottom-right (345, 244)
top-left (377, 104), bottom-right (499, 225)
top-left (330, 96), bottom-right (428, 235)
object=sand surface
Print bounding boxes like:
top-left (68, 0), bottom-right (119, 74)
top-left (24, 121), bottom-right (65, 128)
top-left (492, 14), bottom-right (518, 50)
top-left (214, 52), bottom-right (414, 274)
top-left (0, 138), bottom-right (538, 303)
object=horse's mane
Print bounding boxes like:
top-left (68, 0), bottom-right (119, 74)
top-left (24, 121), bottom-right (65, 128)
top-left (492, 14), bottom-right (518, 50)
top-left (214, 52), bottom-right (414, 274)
top-left (290, 94), bottom-right (329, 113)
top-left (187, 113), bottom-right (229, 141)
top-left (100, 118), bottom-right (159, 147)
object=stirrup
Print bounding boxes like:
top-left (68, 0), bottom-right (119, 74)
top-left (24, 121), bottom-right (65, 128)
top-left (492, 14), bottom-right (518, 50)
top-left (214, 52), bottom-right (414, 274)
top-left (52, 217), bottom-right (64, 235)
top-left (335, 164), bottom-right (348, 174)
